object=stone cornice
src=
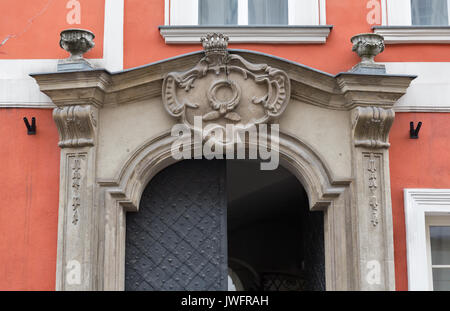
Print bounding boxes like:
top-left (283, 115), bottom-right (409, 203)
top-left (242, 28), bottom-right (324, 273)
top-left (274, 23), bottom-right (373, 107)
top-left (31, 70), bottom-right (111, 108)
top-left (373, 26), bottom-right (450, 44)
top-left (31, 50), bottom-right (416, 111)
top-left (336, 72), bottom-right (416, 109)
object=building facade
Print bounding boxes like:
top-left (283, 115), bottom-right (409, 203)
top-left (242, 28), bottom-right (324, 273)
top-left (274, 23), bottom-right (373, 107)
top-left (0, 0), bottom-right (449, 291)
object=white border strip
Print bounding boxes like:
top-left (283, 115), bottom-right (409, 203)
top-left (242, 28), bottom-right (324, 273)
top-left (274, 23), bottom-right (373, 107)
top-left (404, 189), bottom-right (450, 291)
top-left (394, 106), bottom-right (450, 113)
top-left (165, 0), bottom-right (170, 25)
top-left (103, 0), bottom-right (124, 72)
top-left (384, 62), bottom-right (450, 113)
top-left (381, 0), bottom-right (387, 26)
top-left (319, 0), bottom-right (326, 25)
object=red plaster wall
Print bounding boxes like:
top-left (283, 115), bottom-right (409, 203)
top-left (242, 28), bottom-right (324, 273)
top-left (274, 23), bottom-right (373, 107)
top-left (389, 112), bottom-right (450, 290)
top-left (0, 0), bottom-right (105, 59)
top-left (0, 109), bottom-right (60, 290)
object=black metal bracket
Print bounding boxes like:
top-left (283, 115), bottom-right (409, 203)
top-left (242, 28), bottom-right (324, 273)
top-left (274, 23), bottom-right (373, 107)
top-left (24, 117), bottom-right (36, 135)
top-left (410, 121), bottom-right (422, 139)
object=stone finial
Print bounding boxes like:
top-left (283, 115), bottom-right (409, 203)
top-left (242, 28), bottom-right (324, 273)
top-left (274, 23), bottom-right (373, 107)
top-left (58, 29), bottom-right (95, 72)
top-left (201, 33), bottom-right (229, 57)
top-left (60, 29), bottom-right (95, 60)
top-left (350, 33), bottom-right (385, 74)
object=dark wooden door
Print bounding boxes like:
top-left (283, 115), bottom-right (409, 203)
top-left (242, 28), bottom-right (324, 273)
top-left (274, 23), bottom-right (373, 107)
top-left (125, 160), bottom-right (227, 290)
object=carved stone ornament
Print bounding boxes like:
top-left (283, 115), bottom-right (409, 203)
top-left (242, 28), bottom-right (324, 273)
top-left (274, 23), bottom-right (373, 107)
top-left (71, 156), bottom-right (83, 225)
top-left (367, 153), bottom-right (380, 227)
top-left (60, 29), bottom-right (95, 61)
top-left (352, 106), bottom-right (395, 149)
top-left (162, 33), bottom-right (291, 133)
top-left (351, 33), bottom-right (385, 64)
top-left (53, 105), bottom-right (98, 148)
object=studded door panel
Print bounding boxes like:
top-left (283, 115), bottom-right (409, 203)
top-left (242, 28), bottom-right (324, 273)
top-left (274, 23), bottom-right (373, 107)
top-left (125, 160), bottom-right (227, 291)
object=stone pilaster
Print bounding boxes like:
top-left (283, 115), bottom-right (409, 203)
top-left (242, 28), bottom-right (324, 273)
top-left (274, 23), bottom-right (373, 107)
top-left (54, 103), bottom-right (99, 291)
top-left (350, 106), bottom-right (396, 290)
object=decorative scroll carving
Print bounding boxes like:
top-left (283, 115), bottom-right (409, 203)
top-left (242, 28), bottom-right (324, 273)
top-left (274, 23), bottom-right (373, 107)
top-left (162, 33), bottom-right (290, 131)
top-left (53, 105), bottom-right (98, 148)
top-left (352, 106), bottom-right (394, 149)
top-left (367, 153), bottom-right (379, 227)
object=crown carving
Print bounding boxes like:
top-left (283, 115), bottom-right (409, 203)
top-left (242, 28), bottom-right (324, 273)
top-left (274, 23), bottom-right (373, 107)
top-left (201, 33), bottom-right (229, 56)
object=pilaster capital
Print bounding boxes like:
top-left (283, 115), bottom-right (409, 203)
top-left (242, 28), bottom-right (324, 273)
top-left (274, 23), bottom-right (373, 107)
top-left (53, 105), bottom-right (98, 148)
top-left (352, 106), bottom-right (395, 149)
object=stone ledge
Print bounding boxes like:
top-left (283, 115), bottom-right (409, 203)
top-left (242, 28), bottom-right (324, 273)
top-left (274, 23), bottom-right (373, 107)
top-left (373, 26), bottom-right (450, 44)
top-left (159, 25), bottom-right (332, 44)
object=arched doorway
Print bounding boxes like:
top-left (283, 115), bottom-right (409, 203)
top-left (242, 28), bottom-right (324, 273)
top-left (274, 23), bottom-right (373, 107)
top-left (124, 159), bottom-right (325, 291)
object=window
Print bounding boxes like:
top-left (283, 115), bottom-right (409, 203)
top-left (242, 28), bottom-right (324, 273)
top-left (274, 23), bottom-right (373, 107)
top-left (199, 0), bottom-right (238, 25)
top-left (248, 0), bottom-right (288, 25)
top-left (411, 0), bottom-right (449, 26)
top-left (373, 0), bottom-right (450, 43)
top-left (381, 0), bottom-right (450, 26)
top-left (198, 0), bottom-right (290, 25)
top-left (167, 0), bottom-right (325, 26)
top-left (161, 0), bottom-right (330, 44)
top-left (426, 216), bottom-right (450, 291)
top-left (404, 189), bottom-right (450, 290)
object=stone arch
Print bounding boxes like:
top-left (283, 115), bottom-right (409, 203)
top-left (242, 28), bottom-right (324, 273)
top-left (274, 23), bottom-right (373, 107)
top-left (103, 130), bottom-right (350, 214)
top-left (105, 129), bottom-right (344, 291)
top-left (96, 130), bottom-right (350, 290)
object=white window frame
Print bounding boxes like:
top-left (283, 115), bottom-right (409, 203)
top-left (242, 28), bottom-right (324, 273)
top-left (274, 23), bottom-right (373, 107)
top-left (161, 0), bottom-right (331, 44)
top-left (375, 0), bottom-right (450, 44)
top-left (404, 189), bottom-right (450, 291)
top-left (425, 215), bottom-right (450, 290)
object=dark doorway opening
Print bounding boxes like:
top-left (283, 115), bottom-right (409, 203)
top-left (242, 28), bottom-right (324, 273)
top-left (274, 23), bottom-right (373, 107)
top-left (125, 159), bottom-right (325, 291)
top-left (227, 160), bottom-right (325, 291)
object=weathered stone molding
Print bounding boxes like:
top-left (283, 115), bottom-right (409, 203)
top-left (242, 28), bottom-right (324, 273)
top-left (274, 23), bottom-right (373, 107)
top-left (32, 52), bottom-right (414, 112)
top-left (352, 106), bottom-right (395, 149)
top-left (97, 131), bottom-right (349, 212)
top-left (53, 105), bottom-right (98, 148)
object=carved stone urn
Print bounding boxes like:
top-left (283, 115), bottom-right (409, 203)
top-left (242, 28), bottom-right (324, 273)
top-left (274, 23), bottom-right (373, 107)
top-left (351, 33), bottom-right (385, 64)
top-left (60, 29), bottom-right (95, 61)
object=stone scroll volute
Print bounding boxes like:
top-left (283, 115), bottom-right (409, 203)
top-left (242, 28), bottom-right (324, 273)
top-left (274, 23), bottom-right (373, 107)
top-left (53, 105), bottom-right (98, 148)
top-left (162, 33), bottom-right (291, 132)
top-left (352, 106), bottom-right (395, 149)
